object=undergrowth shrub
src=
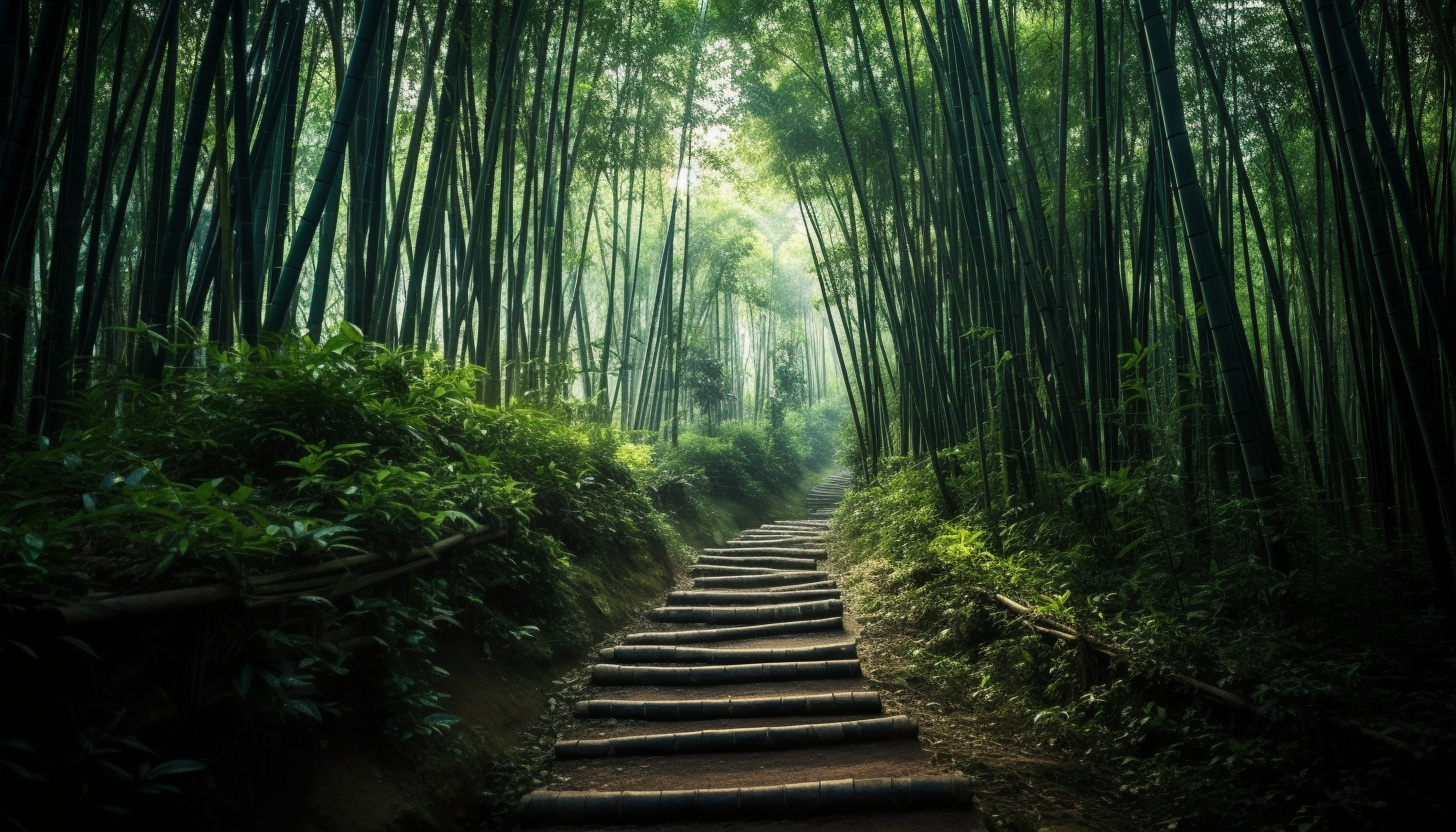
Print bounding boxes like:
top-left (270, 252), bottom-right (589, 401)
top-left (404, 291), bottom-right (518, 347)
top-left (1, 327), bottom-right (670, 599)
top-left (668, 422), bottom-right (794, 507)
top-left (0, 328), bottom-right (682, 829)
top-left (833, 442), bottom-right (1455, 830)
top-left (652, 399), bottom-right (844, 520)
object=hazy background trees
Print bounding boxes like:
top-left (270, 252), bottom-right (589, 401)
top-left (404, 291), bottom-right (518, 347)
top-left (0, 0), bottom-right (834, 445)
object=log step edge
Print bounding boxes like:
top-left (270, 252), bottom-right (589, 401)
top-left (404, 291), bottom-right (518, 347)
top-left (664, 589), bottom-right (841, 606)
top-left (598, 641), bottom-right (856, 665)
top-left (519, 776), bottom-right (974, 826)
top-left (620, 616), bottom-right (844, 644)
top-left (690, 570), bottom-right (829, 587)
top-left (573, 691), bottom-right (882, 720)
top-left (554, 715), bottom-right (917, 758)
top-left (646, 599), bottom-right (843, 625)
top-left (591, 659), bottom-right (861, 686)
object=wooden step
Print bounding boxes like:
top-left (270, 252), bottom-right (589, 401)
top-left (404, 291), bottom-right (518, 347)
top-left (698, 554), bottom-right (819, 569)
top-left (647, 599), bottom-right (842, 625)
top-left (529, 475), bottom-right (979, 829)
top-left (554, 715), bottom-right (916, 758)
top-left (620, 617), bottom-right (845, 645)
top-left (722, 540), bottom-right (823, 549)
top-left (664, 589), bottom-right (840, 606)
top-left (590, 659), bottom-right (861, 686)
top-left (704, 546), bottom-right (828, 557)
top-left (725, 536), bottom-right (823, 545)
top-left (598, 642), bottom-right (856, 665)
top-left (573, 691), bottom-right (882, 720)
top-left (519, 776), bottom-right (974, 825)
top-left (751, 580), bottom-right (839, 592)
top-left (688, 564), bottom-right (786, 576)
top-left (691, 570), bottom-right (829, 588)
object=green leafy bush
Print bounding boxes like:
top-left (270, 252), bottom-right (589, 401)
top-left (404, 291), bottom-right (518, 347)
top-left (1, 327), bottom-right (668, 602)
top-left (652, 400), bottom-right (843, 518)
top-left (0, 329), bottom-right (683, 828)
top-left (833, 446), bottom-right (1456, 829)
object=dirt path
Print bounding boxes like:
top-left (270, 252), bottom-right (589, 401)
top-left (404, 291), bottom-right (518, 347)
top-left (520, 473), bottom-right (985, 830)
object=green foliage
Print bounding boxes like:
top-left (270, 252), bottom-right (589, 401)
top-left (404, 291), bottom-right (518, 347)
top-left (765, 339), bottom-right (806, 429)
top-left (681, 346), bottom-right (733, 430)
top-left (0, 725), bottom-right (207, 829)
top-left (667, 422), bottom-right (798, 509)
top-left (1, 330), bottom-right (667, 601)
top-left (0, 330), bottom-right (683, 826)
top-left (657, 399), bottom-right (837, 512)
top-left (234, 624), bottom-right (350, 726)
top-left (786, 399), bottom-right (843, 467)
top-left (835, 449), bottom-right (1456, 829)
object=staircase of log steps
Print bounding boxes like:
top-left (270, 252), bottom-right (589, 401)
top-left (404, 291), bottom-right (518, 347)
top-left (521, 471), bottom-right (983, 830)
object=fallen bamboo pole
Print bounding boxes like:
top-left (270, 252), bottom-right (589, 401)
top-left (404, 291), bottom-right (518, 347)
top-left (28, 527), bottom-right (508, 628)
top-left (248, 527), bottom-right (507, 590)
top-left (247, 527), bottom-right (509, 608)
top-left (981, 588), bottom-right (1413, 749)
top-left (52, 584), bottom-right (239, 628)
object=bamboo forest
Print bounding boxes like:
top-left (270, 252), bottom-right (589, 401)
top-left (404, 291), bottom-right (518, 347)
top-left (1, 0), bottom-right (1454, 829)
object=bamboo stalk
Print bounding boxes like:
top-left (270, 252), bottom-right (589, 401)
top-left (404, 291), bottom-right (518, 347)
top-left (722, 537), bottom-right (822, 547)
top-left (599, 642), bottom-right (856, 665)
top-left (986, 587), bottom-right (1417, 750)
top-left (688, 564), bottom-right (784, 576)
top-left (248, 527), bottom-right (505, 589)
top-left (664, 589), bottom-right (841, 606)
top-left (702, 547), bottom-right (828, 556)
top-left (36, 527), bottom-right (508, 628)
top-left (698, 555), bottom-right (819, 570)
top-left (621, 617), bottom-right (845, 645)
top-left (690, 570), bottom-right (829, 588)
top-left (246, 527), bottom-right (507, 608)
top-left (758, 581), bottom-right (839, 592)
top-left (648, 599), bottom-right (842, 625)
top-left (591, 659), bottom-right (861, 686)
top-left (555, 715), bottom-right (914, 758)
top-left (247, 555), bottom-right (435, 608)
top-left (54, 584), bottom-right (239, 628)
top-left (247, 552), bottom-right (385, 588)
top-left (573, 691), bottom-right (881, 720)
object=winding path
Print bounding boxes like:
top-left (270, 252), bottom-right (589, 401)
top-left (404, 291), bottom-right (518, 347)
top-left (521, 472), bottom-right (984, 829)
